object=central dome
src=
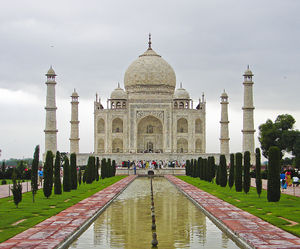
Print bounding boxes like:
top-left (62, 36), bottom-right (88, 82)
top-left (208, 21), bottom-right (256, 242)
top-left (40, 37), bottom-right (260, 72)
top-left (124, 44), bottom-right (176, 96)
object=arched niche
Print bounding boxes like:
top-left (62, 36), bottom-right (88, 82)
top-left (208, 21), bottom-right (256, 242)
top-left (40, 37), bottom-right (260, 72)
top-left (97, 139), bottom-right (104, 153)
top-left (112, 118), bottom-right (123, 133)
top-left (177, 138), bottom-right (188, 153)
top-left (112, 138), bottom-right (123, 153)
top-left (97, 118), bottom-right (105, 133)
top-left (137, 115), bottom-right (163, 153)
top-left (195, 118), bottom-right (202, 134)
top-left (177, 118), bottom-right (188, 133)
top-left (195, 139), bottom-right (202, 153)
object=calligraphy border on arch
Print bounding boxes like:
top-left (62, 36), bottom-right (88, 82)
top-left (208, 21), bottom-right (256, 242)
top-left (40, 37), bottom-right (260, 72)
top-left (136, 110), bottom-right (164, 122)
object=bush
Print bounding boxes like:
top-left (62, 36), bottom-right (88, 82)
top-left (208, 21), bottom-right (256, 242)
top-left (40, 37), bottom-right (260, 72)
top-left (63, 157), bottom-right (71, 192)
top-left (43, 151), bottom-right (54, 198)
top-left (70, 153), bottom-right (77, 190)
top-left (243, 151), bottom-right (251, 194)
top-left (219, 155), bottom-right (227, 187)
top-left (267, 146), bottom-right (281, 202)
top-left (255, 148), bottom-right (262, 197)
top-left (228, 154), bottom-right (234, 189)
top-left (235, 153), bottom-right (243, 192)
top-left (54, 151), bottom-right (62, 195)
top-left (1, 180), bottom-right (7, 185)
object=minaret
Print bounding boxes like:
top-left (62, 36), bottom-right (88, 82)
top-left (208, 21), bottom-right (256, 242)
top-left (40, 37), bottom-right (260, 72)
top-left (44, 66), bottom-right (58, 155)
top-left (220, 90), bottom-right (230, 155)
top-left (242, 66), bottom-right (255, 162)
top-left (70, 89), bottom-right (80, 154)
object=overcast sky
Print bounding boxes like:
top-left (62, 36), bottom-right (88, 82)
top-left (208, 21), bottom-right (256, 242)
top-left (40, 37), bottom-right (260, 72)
top-left (0, 0), bottom-right (300, 160)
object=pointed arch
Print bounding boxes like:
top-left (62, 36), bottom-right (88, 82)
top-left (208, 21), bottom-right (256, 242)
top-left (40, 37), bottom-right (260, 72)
top-left (195, 118), bottom-right (202, 134)
top-left (177, 138), bottom-right (188, 153)
top-left (177, 118), bottom-right (188, 133)
top-left (97, 118), bottom-right (105, 133)
top-left (112, 118), bottom-right (123, 133)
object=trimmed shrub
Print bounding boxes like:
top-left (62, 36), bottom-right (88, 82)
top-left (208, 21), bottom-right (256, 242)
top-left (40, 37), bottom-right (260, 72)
top-left (235, 153), bottom-right (243, 192)
top-left (54, 151), bottom-right (62, 195)
top-left (219, 155), bottom-right (227, 187)
top-left (11, 169), bottom-right (22, 208)
top-left (255, 148), bottom-right (262, 197)
top-left (31, 145), bottom-right (39, 202)
top-left (43, 151), bottom-right (54, 198)
top-left (228, 154), bottom-right (235, 189)
top-left (70, 153), bottom-right (77, 190)
top-left (243, 151), bottom-right (251, 194)
top-left (63, 157), bottom-right (71, 192)
top-left (267, 146), bottom-right (281, 202)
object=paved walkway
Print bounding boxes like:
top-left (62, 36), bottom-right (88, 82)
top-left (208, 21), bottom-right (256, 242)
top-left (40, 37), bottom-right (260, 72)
top-left (0, 181), bottom-right (43, 199)
top-left (251, 178), bottom-right (300, 197)
top-left (166, 175), bottom-right (300, 249)
top-left (0, 175), bottom-right (137, 249)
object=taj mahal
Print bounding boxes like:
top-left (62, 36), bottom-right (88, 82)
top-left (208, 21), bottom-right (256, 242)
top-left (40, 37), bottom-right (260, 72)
top-left (44, 35), bottom-right (255, 165)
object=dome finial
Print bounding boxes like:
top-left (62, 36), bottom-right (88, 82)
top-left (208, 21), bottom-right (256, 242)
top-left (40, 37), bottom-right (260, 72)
top-left (148, 33), bottom-right (152, 50)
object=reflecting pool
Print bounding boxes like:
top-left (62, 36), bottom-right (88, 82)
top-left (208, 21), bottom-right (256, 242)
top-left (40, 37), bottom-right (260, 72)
top-left (69, 177), bottom-right (240, 249)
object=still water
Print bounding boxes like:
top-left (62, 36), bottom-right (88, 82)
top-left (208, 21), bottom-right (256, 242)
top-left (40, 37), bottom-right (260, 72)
top-left (70, 177), bottom-right (240, 249)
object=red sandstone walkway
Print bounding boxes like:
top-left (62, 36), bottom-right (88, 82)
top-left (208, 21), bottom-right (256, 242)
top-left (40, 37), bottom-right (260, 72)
top-left (251, 178), bottom-right (300, 197)
top-left (0, 175), bottom-right (137, 249)
top-left (166, 175), bottom-right (300, 249)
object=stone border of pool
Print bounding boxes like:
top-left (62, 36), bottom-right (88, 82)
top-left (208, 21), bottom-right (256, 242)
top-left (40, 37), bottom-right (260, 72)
top-left (0, 175), bottom-right (137, 249)
top-left (165, 175), bottom-right (300, 249)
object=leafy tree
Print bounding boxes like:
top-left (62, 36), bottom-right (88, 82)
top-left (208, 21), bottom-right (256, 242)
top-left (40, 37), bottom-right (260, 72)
top-left (11, 169), bottom-right (22, 208)
top-left (235, 153), bottom-right (243, 192)
top-left (228, 154), bottom-right (235, 189)
top-left (267, 146), bottom-right (281, 202)
top-left (70, 153), bottom-right (77, 190)
top-left (96, 157), bottom-right (100, 181)
top-left (54, 151), bottom-right (62, 195)
top-left (43, 151), bottom-right (54, 198)
top-left (219, 155), bottom-right (227, 187)
top-left (31, 145), bottom-right (39, 202)
top-left (63, 157), bottom-right (71, 192)
top-left (255, 148), bottom-right (262, 197)
top-left (243, 151), bottom-right (251, 194)
top-left (258, 114), bottom-right (300, 159)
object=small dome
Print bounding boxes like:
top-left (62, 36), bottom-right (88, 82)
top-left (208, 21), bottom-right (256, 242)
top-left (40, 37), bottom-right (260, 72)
top-left (221, 90), bottom-right (228, 98)
top-left (71, 89), bottom-right (79, 97)
top-left (243, 66), bottom-right (253, 76)
top-left (111, 84), bottom-right (127, 99)
top-left (174, 84), bottom-right (190, 99)
top-left (46, 66), bottom-right (56, 76)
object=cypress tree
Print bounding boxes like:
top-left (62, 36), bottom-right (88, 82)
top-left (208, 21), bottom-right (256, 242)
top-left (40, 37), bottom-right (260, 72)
top-left (82, 169), bottom-right (87, 183)
top-left (216, 164), bottom-right (220, 185)
top-left (202, 158), bottom-right (206, 181)
top-left (243, 151), bottom-right (251, 194)
top-left (199, 158), bottom-right (204, 180)
top-left (31, 145), bottom-right (39, 202)
top-left (11, 169), bottom-right (22, 208)
top-left (108, 159), bottom-right (112, 177)
top-left (228, 154), bottom-right (235, 189)
top-left (193, 159), bottom-right (197, 178)
top-left (207, 157), bottom-right (212, 182)
top-left (235, 153), bottom-right (243, 192)
top-left (197, 157), bottom-right (201, 178)
top-left (0, 161), bottom-right (5, 179)
top-left (267, 146), bottom-right (281, 202)
top-left (210, 156), bottom-right (216, 182)
top-left (101, 158), bottom-right (106, 179)
top-left (78, 168), bottom-right (82, 185)
top-left (43, 151), bottom-right (53, 198)
top-left (112, 160), bottom-right (116, 176)
top-left (70, 153), bottom-right (77, 190)
top-left (219, 155), bottom-right (227, 187)
top-left (96, 157), bottom-right (100, 181)
top-left (63, 157), bottom-right (71, 192)
top-left (186, 160), bottom-right (190, 176)
top-left (54, 151), bottom-right (62, 194)
top-left (255, 148), bottom-right (262, 197)
top-left (86, 156), bottom-right (94, 184)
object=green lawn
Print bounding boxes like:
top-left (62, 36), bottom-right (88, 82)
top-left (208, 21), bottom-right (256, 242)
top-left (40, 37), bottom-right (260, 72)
top-left (178, 176), bottom-right (300, 238)
top-left (0, 175), bottom-right (126, 243)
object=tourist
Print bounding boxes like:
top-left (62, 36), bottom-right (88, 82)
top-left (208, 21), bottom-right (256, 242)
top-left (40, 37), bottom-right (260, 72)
top-left (133, 161), bottom-right (136, 175)
top-left (286, 171), bottom-right (292, 187)
top-left (38, 168), bottom-right (43, 186)
top-left (292, 175), bottom-right (299, 187)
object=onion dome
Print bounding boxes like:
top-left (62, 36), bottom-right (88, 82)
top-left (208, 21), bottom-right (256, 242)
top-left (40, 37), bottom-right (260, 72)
top-left (110, 83), bottom-right (127, 99)
top-left (221, 90), bottom-right (228, 98)
top-left (174, 83), bottom-right (190, 99)
top-left (71, 89), bottom-right (79, 97)
top-left (124, 34), bottom-right (176, 95)
top-left (46, 66), bottom-right (56, 76)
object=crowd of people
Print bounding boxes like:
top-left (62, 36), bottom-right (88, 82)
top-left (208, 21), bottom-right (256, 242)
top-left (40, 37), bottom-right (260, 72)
top-left (121, 160), bottom-right (186, 170)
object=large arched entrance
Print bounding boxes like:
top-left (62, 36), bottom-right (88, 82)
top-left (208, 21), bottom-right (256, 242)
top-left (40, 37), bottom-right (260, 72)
top-left (137, 116), bottom-right (163, 153)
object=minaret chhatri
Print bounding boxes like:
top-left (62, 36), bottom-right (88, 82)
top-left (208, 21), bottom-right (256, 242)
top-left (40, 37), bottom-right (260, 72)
top-left (70, 89), bottom-right (80, 154)
top-left (220, 90), bottom-right (230, 155)
top-left (242, 66), bottom-right (255, 162)
top-left (44, 66), bottom-right (58, 155)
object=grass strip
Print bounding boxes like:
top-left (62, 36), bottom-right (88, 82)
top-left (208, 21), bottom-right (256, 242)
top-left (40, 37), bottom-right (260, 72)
top-left (177, 176), bottom-right (300, 238)
top-left (1, 179), bottom-right (30, 185)
top-left (0, 175), bottom-right (126, 243)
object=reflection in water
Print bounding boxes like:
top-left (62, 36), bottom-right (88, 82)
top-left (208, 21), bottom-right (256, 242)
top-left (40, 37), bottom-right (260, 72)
top-left (70, 177), bottom-right (240, 249)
